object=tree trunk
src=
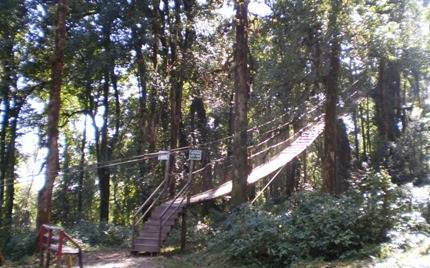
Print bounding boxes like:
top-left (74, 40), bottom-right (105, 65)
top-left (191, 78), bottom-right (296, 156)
top-left (167, 2), bottom-right (183, 198)
top-left (0, 89), bottom-right (9, 224)
top-left (0, 38), bottom-right (13, 223)
top-left (352, 108), bottom-right (360, 160)
top-left (77, 118), bottom-right (86, 219)
top-left (373, 58), bottom-right (401, 142)
top-left (323, 0), bottom-right (341, 195)
top-left (4, 105), bottom-right (19, 226)
top-left (365, 98), bottom-right (372, 155)
top-left (373, 58), bottom-right (401, 165)
top-left (97, 20), bottom-right (121, 222)
top-left (335, 119), bottom-right (351, 194)
top-left (359, 103), bottom-right (367, 160)
top-left (37, 0), bottom-right (67, 228)
top-left (98, 73), bottom-right (111, 223)
top-left (231, 0), bottom-right (250, 206)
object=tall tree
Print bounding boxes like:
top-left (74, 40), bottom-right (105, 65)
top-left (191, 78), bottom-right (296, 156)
top-left (372, 58), bottom-right (402, 165)
top-left (0, 0), bottom-right (26, 226)
top-left (37, 0), bottom-right (68, 227)
top-left (231, 0), bottom-right (250, 205)
top-left (322, 0), bottom-right (341, 194)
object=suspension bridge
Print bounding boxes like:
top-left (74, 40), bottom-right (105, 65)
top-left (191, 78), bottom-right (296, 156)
top-left (131, 79), bottom-right (366, 254)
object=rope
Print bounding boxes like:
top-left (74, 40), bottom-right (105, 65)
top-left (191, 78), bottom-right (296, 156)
top-left (251, 164), bottom-right (288, 204)
top-left (4, 75), bottom-right (368, 189)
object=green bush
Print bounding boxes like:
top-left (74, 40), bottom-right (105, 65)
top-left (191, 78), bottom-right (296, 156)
top-left (387, 112), bottom-right (430, 185)
top-left (210, 205), bottom-right (282, 266)
top-left (423, 202), bottom-right (430, 224)
top-left (210, 170), bottom-right (406, 266)
top-left (69, 220), bottom-right (131, 247)
top-left (0, 227), bottom-right (37, 261)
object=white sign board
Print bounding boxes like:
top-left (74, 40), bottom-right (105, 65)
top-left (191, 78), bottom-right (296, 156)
top-left (157, 150), bottom-right (170, 160)
top-left (189, 149), bottom-right (202, 161)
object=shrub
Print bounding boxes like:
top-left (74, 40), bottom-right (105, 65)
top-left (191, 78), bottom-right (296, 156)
top-left (69, 220), bottom-right (131, 247)
top-left (0, 226), bottom-right (37, 261)
top-left (423, 201), bottom-right (430, 224)
top-left (387, 113), bottom-right (430, 185)
top-left (210, 170), bottom-right (406, 266)
top-left (209, 205), bottom-right (282, 266)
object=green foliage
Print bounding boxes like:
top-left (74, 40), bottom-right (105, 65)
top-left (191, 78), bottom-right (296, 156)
top-left (423, 202), bottom-right (430, 224)
top-left (69, 220), bottom-right (131, 248)
top-left (210, 170), bottom-right (406, 266)
top-left (0, 226), bottom-right (37, 261)
top-left (210, 205), bottom-right (281, 266)
top-left (387, 109), bottom-right (430, 185)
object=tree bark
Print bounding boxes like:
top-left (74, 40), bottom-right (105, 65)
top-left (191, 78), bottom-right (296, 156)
top-left (98, 72), bottom-right (111, 223)
top-left (231, 0), bottom-right (250, 206)
top-left (167, 2), bottom-right (183, 197)
top-left (335, 119), bottom-right (351, 194)
top-left (37, 0), bottom-right (67, 228)
top-left (4, 104), bottom-right (19, 226)
top-left (352, 108), bottom-right (360, 160)
top-left (365, 98), bottom-right (372, 155)
top-left (323, 0), bottom-right (341, 195)
top-left (373, 58), bottom-right (401, 142)
top-left (0, 37), bottom-right (14, 223)
top-left (77, 118), bottom-right (86, 219)
top-left (359, 103), bottom-right (367, 160)
top-left (0, 69), bottom-right (10, 223)
top-left (372, 58), bottom-right (401, 165)
top-left (96, 19), bottom-right (121, 222)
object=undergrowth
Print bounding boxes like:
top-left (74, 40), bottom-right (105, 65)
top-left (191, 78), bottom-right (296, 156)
top-left (0, 220), bottom-right (131, 263)
top-left (209, 169), bottom-right (408, 267)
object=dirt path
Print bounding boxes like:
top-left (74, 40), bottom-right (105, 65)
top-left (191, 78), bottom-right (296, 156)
top-left (79, 250), bottom-right (165, 268)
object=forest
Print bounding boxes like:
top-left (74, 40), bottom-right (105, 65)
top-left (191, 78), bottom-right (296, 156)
top-left (0, 0), bottom-right (429, 267)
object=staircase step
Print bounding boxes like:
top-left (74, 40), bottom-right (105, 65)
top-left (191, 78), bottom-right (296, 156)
top-left (146, 218), bottom-right (176, 226)
top-left (134, 237), bottom-right (163, 245)
top-left (139, 229), bottom-right (169, 238)
top-left (152, 203), bottom-right (183, 213)
top-left (133, 243), bottom-right (160, 253)
top-left (142, 225), bottom-right (173, 236)
top-left (150, 208), bottom-right (182, 219)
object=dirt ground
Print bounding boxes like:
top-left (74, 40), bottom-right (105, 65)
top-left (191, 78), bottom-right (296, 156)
top-left (78, 250), bottom-right (165, 268)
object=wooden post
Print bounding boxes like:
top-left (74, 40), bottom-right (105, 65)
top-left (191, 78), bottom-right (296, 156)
top-left (158, 152), bottom-right (170, 250)
top-left (67, 255), bottom-right (73, 268)
top-left (162, 153), bottom-right (171, 196)
top-left (181, 158), bottom-right (194, 251)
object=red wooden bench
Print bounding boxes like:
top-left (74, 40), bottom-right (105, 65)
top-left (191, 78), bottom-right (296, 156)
top-left (38, 224), bottom-right (83, 268)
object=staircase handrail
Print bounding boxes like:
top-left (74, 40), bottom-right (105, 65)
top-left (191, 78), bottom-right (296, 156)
top-left (133, 179), bottom-right (164, 217)
top-left (132, 178), bottom-right (167, 226)
top-left (132, 156), bottom-right (171, 250)
top-left (159, 180), bottom-right (191, 223)
top-left (158, 178), bottom-right (192, 249)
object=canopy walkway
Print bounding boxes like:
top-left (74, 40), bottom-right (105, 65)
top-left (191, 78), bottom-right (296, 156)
top-left (131, 116), bottom-right (326, 253)
top-left (131, 81), bottom-right (366, 254)
top-left (189, 118), bottom-right (325, 204)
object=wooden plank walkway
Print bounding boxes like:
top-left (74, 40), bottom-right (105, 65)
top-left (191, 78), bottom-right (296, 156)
top-left (189, 119), bottom-right (325, 204)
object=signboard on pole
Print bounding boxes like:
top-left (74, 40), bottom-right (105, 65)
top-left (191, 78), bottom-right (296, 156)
top-left (189, 149), bottom-right (202, 161)
top-left (158, 150), bottom-right (170, 160)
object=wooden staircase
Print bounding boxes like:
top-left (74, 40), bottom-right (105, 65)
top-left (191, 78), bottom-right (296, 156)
top-left (132, 155), bottom-right (191, 254)
top-left (132, 201), bottom-right (186, 253)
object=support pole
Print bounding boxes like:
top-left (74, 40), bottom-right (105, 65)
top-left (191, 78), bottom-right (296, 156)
top-left (158, 151), bottom-right (170, 250)
top-left (181, 158), bottom-right (193, 251)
